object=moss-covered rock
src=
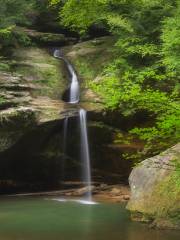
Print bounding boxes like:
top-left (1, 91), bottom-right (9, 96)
top-left (61, 36), bottom-right (116, 105)
top-left (11, 47), bottom-right (67, 98)
top-left (0, 38), bottom-right (116, 168)
top-left (0, 46), bottom-right (70, 154)
top-left (14, 27), bottom-right (77, 46)
top-left (127, 143), bottom-right (180, 229)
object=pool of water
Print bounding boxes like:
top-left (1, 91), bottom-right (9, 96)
top-left (0, 196), bottom-right (179, 240)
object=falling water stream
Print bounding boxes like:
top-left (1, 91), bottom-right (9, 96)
top-left (79, 109), bottom-right (92, 201)
top-left (54, 49), bottom-right (92, 202)
top-left (54, 49), bottom-right (79, 103)
top-left (68, 65), bottom-right (79, 104)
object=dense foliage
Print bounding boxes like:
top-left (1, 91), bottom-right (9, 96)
top-left (50, 0), bottom-right (180, 157)
top-left (0, 0), bottom-right (58, 48)
top-left (0, 0), bottom-right (179, 158)
top-left (0, 0), bottom-right (36, 47)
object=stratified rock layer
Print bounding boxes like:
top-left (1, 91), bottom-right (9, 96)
top-left (15, 27), bottom-right (77, 46)
top-left (0, 37), bottom-right (141, 192)
top-left (0, 47), bottom-right (68, 152)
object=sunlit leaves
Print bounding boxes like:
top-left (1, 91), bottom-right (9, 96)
top-left (0, 0), bottom-right (36, 47)
top-left (161, 3), bottom-right (180, 74)
top-left (107, 14), bottom-right (133, 33)
top-left (0, 0), bottom-right (35, 28)
top-left (49, 0), bottom-right (179, 154)
top-left (52, 0), bottom-right (107, 34)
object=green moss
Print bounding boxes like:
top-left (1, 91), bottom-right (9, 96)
top-left (11, 47), bottom-right (67, 98)
top-left (0, 61), bottom-right (10, 71)
top-left (38, 33), bottom-right (65, 44)
top-left (132, 159), bottom-right (180, 228)
top-left (153, 163), bottom-right (180, 219)
top-left (74, 59), bottom-right (95, 81)
top-left (89, 121), bottom-right (118, 131)
top-left (0, 96), bottom-right (6, 104)
top-left (0, 109), bottom-right (37, 151)
top-left (63, 37), bottom-right (116, 90)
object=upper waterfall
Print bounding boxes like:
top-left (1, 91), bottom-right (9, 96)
top-left (53, 49), bottom-right (80, 104)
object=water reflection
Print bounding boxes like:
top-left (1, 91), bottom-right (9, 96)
top-left (0, 197), bottom-right (179, 240)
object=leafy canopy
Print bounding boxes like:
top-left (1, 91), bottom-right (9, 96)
top-left (0, 0), bottom-right (36, 47)
top-left (51, 0), bottom-right (180, 157)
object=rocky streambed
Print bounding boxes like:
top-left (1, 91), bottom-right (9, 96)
top-left (8, 183), bottom-right (130, 203)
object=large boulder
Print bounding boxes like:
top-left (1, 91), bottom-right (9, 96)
top-left (127, 143), bottom-right (180, 229)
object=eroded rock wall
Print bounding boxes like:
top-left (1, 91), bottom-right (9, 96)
top-left (0, 37), bottom-right (141, 192)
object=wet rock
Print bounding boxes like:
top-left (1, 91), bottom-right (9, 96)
top-left (149, 219), bottom-right (180, 230)
top-left (63, 186), bottom-right (94, 197)
top-left (123, 195), bottom-right (130, 201)
top-left (110, 187), bottom-right (122, 195)
top-left (127, 143), bottom-right (180, 229)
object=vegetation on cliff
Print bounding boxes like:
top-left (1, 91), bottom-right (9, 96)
top-left (0, 0), bottom-right (179, 164)
top-left (50, 0), bottom-right (180, 158)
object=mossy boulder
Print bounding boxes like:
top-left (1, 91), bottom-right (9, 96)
top-left (127, 143), bottom-right (180, 229)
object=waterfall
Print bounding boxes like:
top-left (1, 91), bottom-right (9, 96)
top-left (53, 49), bottom-right (61, 58)
top-left (79, 109), bottom-right (92, 201)
top-left (53, 49), bottom-right (79, 104)
top-left (53, 49), bottom-right (92, 202)
top-left (69, 72), bottom-right (79, 104)
top-left (65, 63), bottom-right (79, 103)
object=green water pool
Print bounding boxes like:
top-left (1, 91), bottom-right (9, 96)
top-left (0, 196), bottom-right (179, 240)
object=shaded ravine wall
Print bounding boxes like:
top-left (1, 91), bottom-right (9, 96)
top-left (0, 111), bottom-right (136, 193)
top-left (0, 37), bottom-right (146, 193)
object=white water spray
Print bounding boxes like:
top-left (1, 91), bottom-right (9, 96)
top-left (65, 62), bottom-right (79, 103)
top-left (53, 49), bottom-right (62, 58)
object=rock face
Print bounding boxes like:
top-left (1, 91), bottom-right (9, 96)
top-left (62, 36), bottom-right (116, 104)
top-left (0, 47), bottom-right (78, 192)
top-left (127, 143), bottom-right (180, 229)
top-left (0, 47), bottom-right (69, 152)
top-left (15, 27), bottom-right (77, 46)
top-left (0, 37), bottom-right (141, 193)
